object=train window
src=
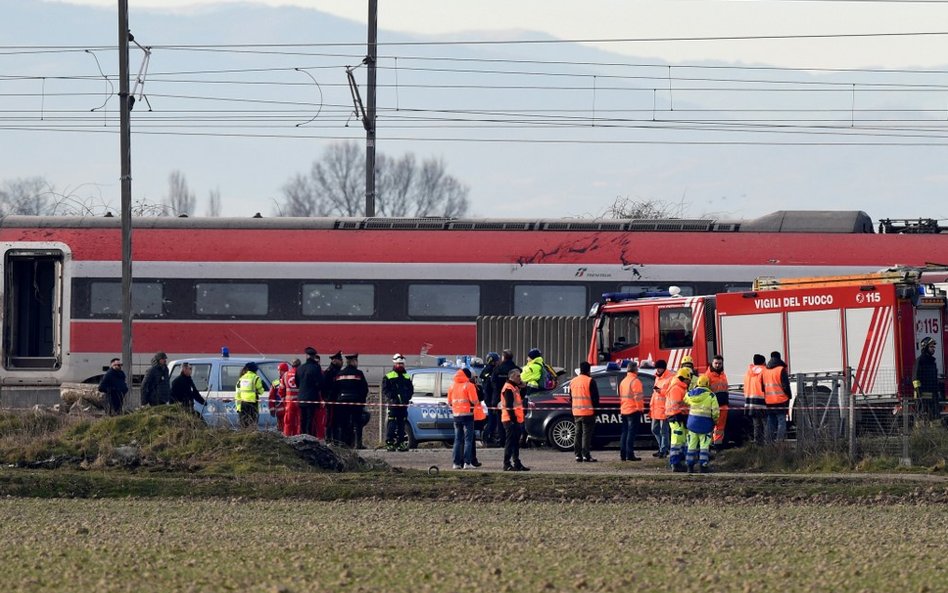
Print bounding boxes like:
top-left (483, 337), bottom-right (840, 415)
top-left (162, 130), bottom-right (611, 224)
top-left (659, 307), bottom-right (694, 349)
top-left (513, 285), bottom-right (586, 316)
top-left (196, 283), bottom-right (268, 316)
top-left (408, 284), bottom-right (480, 317)
top-left (621, 285), bottom-right (694, 296)
top-left (90, 281), bottom-right (164, 316)
top-left (302, 283), bottom-right (374, 317)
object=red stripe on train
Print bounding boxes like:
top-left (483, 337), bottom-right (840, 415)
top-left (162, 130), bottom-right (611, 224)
top-left (70, 321), bottom-right (476, 355)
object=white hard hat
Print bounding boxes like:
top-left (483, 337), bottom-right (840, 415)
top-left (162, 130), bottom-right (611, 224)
top-left (393, 353), bottom-right (406, 364)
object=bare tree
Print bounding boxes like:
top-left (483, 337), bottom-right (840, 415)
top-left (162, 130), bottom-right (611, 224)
top-left (604, 196), bottom-right (685, 219)
top-left (276, 141), bottom-right (470, 217)
top-left (164, 170), bottom-right (196, 216)
top-left (0, 177), bottom-right (54, 215)
top-left (206, 187), bottom-right (222, 217)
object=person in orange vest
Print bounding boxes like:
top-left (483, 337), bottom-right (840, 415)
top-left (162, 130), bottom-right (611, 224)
top-left (744, 354), bottom-right (768, 445)
top-left (704, 355), bottom-right (730, 448)
top-left (763, 351), bottom-right (792, 443)
top-left (268, 362), bottom-right (289, 433)
top-left (619, 360), bottom-right (645, 461)
top-left (448, 367), bottom-right (480, 469)
top-left (282, 359), bottom-right (301, 436)
top-left (570, 361), bottom-right (600, 462)
top-left (665, 367), bottom-right (692, 472)
top-left (500, 368), bottom-right (529, 471)
top-left (649, 359), bottom-right (672, 458)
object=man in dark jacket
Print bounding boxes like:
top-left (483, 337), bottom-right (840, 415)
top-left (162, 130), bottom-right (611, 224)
top-left (141, 352), bottom-right (170, 406)
top-left (914, 337), bottom-right (941, 420)
top-left (382, 353), bottom-right (413, 451)
top-left (334, 353), bottom-right (369, 448)
top-left (97, 358), bottom-right (128, 416)
top-left (479, 352), bottom-right (500, 446)
top-left (322, 351), bottom-right (344, 442)
top-left (170, 362), bottom-right (207, 415)
top-left (296, 347), bottom-right (323, 438)
top-left (491, 349), bottom-right (519, 447)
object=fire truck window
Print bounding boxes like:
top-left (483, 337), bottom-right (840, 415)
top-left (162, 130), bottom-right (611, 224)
top-left (408, 284), bottom-right (480, 317)
top-left (659, 307), bottom-right (694, 349)
top-left (196, 283), bottom-right (268, 316)
top-left (513, 285), bottom-right (586, 316)
top-left (90, 281), bottom-right (164, 316)
top-left (302, 283), bottom-right (374, 317)
top-left (607, 312), bottom-right (640, 350)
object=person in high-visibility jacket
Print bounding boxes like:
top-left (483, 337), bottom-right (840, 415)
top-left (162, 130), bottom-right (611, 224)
top-left (665, 367), bottom-right (692, 472)
top-left (382, 354), bottom-right (413, 451)
top-left (618, 360), bottom-right (645, 461)
top-left (236, 362), bottom-right (265, 429)
top-left (684, 375), bottom-right (720, 473)
top-left (743, 354), bottom-right (768, 445)
top-left (649, 360), bottom-right (672, 458)
top-left (282, 359), bottom-right (301, 437)
top-left (500, 369), bottom-right (529, 471)
top-left (448, 368), bottom-right (480, 469)
top-left (570, 361), bottom-right (600, 462)
top-left (680, 355), bottom-right (698, 390)
top-left (763, 351), bottom-right (792, 443)
top-left (704, 355), bottom-right (730, 448)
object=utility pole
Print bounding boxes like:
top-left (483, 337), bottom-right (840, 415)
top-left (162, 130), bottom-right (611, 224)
top-left (118, 0), bottom-right (134, 403)
top-left (365, 0), bottom-right (377, 217)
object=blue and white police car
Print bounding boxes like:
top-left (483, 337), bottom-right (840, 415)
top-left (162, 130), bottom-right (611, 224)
top-left (405, 361), bottom-right (489, 448)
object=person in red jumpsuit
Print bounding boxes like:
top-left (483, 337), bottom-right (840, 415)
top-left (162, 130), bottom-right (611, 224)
top-left (281, 360), bottom-right (301, 436)
top-left (268, 362), bottom-right (289, 432)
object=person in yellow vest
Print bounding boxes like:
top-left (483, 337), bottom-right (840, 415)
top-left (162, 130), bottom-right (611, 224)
top-left (650, 360), bottom-right (672, 458)
top-left (684, 375), bottom-right (720, 473)
top-left (704, 355), bottom-right (730, 448)
top-left (763, 351), bottom-right (792, 443)
top-left (570, 361), bottom-right (600, 462)
top-left (447, 368), bottom-right (480, 469)
top-left (665, 367), bottom-right (692, 472)
top-left (743, 354), bottom-right (768, 445)
top-left (619, 361), bottom-right (645, 461)
top-left (500, 369), bottom-right (529, 471)
top-left (236, 362), bottom-right (265, 429)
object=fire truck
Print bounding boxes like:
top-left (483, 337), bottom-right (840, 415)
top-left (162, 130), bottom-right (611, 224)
top-left (588, 267), bottom-right (947, 405)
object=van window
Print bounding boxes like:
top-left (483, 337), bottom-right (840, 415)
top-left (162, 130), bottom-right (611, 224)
top-left (659, 307), bottom-right (694, 349)
top-left (220, 364), bottom-right (246, 392)
top-left (169, 363), bottom-right (212, 392)
top-left (412, 372), bottom-right (438, 397)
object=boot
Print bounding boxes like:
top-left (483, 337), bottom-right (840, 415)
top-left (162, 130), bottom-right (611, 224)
top-left (385, 441), bottom-right (396, 452)
top-left (513, 462), bottom-right (530, 472)
top-left (699, 464), bottom-right (710, 474)
top-left (355, 428), bottom-right (366, 450)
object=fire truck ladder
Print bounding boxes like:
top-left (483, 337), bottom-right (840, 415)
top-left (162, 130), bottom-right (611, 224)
top-left (753, 268), bottom-right (922, 291)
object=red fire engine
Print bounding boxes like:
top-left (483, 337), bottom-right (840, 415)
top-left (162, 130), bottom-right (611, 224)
top-left (589, 268), bottom-right (947, 404)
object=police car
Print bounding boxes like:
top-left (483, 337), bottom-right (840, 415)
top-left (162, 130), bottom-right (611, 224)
top-left (524, 364), bottom-right (751, 451)
top-left (405, 364), bottom-right (489, 448)
top-left (167, 355), bottom-right (284, 430)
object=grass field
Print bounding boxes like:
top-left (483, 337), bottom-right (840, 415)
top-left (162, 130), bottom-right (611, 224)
top-left (0, 498), bottom-right (944, 593)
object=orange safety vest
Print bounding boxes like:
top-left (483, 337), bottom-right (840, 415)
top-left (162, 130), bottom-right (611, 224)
top-left (762, 366), bottom-right (790, 405)
top-left (570, 374), bottom-right (595, 417)
top-left (499, 382), bottom-right (524, 423)
top-left (650, 372), bottom-right (671, 420)
top-left (619, 372), bottom-right (645, 415)
top-left (447, 370), bottom-right (479, 416)
top-left (743, 364), bottom-right (767, 410)
top-left (665, 377), bottom-right (690, 418)
top-left (705, 369), bottom-right (729, 395)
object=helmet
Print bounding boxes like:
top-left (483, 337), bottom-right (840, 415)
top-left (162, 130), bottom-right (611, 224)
top-left (277, 362), bottom-right (289, 372)
top-left (676, 367), bottom-right (693, 380)
top-left (527, 348), bottom-right (542, 359)
top-left (681, 355), bottom-right (694, 367)
top-left (485, 351), bottom-right (500, 364)
top-left (392, 353), bottom-right (406, 364)
top-left (920, 337), bottom-right (937, 349)
top-left (695, 375), bottom-right (710, 389)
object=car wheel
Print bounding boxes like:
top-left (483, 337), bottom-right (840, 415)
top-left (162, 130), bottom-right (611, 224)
top-left (546, 416), bottom-right (576, 452)
top-left (406, 424), bottom-right (418, 450)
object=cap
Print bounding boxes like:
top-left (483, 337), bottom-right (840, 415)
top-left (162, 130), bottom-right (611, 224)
top-left (330, 351), bottom-right (343, 361)
top-left (393, 353), bottom-right (406, 364)
top-left (527, 348), bottom-right (542, 359)
top-left (676, 367), bottom-right (693, 380)
top-left (695, 375), bottom-right (710, 388)
top-left (304, 346), bottom-right (317, 357)
top-left (278, 362), bottom-right (289, 372)
top-left (345, 353), bottom-right (359, 360)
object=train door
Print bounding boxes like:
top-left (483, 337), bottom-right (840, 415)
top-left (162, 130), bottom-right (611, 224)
top-left (2, 249), bottom-right (63, 371)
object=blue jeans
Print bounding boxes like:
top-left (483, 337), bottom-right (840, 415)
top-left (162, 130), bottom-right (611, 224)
top-left (453, 415), bottom-right (475, 466)
top-left (620, 413), bottom-right (641, 459)
top-left (651, 418), bottom-right (669, 454)
top-left (766, 410), bottom-right (787, 443)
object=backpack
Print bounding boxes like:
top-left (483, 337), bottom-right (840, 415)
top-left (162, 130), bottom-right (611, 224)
top-left (540, 363), bottom-right (558, 390)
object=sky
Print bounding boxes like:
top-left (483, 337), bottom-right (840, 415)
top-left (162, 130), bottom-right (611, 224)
top-left (4, 0), bottom-right (948, 222)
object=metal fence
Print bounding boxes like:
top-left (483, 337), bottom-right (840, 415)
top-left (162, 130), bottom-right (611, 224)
top-left (476, 315), bottom-right (592, 370)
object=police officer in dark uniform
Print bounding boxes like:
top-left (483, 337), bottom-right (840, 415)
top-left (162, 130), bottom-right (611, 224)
top-left (334, 353), bottom-right (369, 448)
top-left (296, 346), bottom-right (323, 437)
top-left (322, 351), bottom-right (344, 443)
top-left (382, 353), bottom-right (413, 451)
